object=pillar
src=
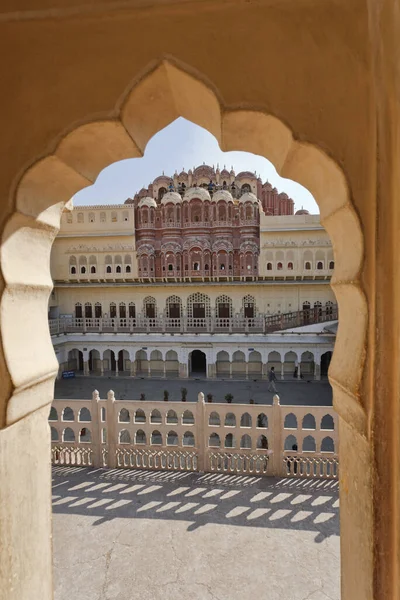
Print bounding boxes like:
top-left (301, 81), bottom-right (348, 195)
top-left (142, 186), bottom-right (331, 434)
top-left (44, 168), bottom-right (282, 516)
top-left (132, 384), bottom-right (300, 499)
top-left (229, 361), bottom-right (233, 379)
top-left (130, 359), bottom-right (136, 377)
top-left (179, 362), bottom-right (188, 378)
top-left (100, 359), bottom-right (104, 376)
top-left (83, 360), bottom-right (89, 376)
top-left (314, 362), bottom-right (321, 381)
top-left (163, 360), bottom-right (166, 378)
top-left (106, 390), bottom-right (117, 468)
top-left (115, 360), bottom-right (119, 377)
top-left (245, 361), bottom-right (249, 380)
top-left (269, 394), bottom-right (282, 476)
top-left (91, 390), bottom-right (102, 468)
top-left (281, 362), bottom-right (285, 380)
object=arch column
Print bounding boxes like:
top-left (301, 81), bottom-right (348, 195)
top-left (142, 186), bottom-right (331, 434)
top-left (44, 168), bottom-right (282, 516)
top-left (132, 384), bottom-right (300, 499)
top-left (82, 349), bottom-right (89, 376)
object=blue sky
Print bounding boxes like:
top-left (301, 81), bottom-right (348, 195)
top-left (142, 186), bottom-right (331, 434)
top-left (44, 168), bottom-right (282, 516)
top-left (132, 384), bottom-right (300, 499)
top-left (74, 118), bottom-right (318, 213)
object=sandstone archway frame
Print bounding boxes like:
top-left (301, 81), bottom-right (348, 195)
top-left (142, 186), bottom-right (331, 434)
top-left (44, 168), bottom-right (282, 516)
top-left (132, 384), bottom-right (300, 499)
top-left (1, 60), bottom-right (368, 598)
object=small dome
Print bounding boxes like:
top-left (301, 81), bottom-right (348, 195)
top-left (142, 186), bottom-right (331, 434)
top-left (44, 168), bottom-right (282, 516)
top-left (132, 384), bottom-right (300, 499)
top-left (278, 192), bottom-right (289, 199)
top-left (183, 186), bottom-right (211, 202)
top-left (295, 209), bottom-right (310, 215)
top-left (161, 191), bottom-right (182, 205)
top-left (179, 170), bottom-right (187, 178)
top-left (138, 197), bottom-right (157, 208)
top-left (239, 192), bottom-right (258, 204)
top-left (153, 175), bottom-right (172, 184)
top-left (212, 190), bottom-right (234, 203)
top-left (221, 168), bottom-right (230, 177)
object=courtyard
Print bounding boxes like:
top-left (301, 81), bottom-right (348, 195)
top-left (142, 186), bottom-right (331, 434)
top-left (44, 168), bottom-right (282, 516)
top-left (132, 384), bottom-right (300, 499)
top-left (54, 376), bottom-right (333, 406)
top-left (52, 466), bottom-right (339, 600)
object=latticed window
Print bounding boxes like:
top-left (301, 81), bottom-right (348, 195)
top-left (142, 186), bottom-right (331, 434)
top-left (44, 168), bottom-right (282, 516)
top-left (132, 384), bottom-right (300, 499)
top-left (243, 295), bottom-right (256, 318)
top-left (143, 296), bottom-right (157, 318)
top-left (216, 295), bottom-right (233, 318)
top-left (166, 295), bottom-right (182, 318)
top-left (187, 293), bottom-right (211, 318)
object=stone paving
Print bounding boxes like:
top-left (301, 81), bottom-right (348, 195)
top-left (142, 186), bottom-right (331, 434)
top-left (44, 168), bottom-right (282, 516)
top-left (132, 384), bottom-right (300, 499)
top-left (54, 376), bottom-right (332, 406)
top-left (52, 467), bottom-right (339, 600)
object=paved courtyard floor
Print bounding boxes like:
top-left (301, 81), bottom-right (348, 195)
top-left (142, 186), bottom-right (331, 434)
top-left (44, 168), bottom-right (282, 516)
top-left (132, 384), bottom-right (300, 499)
top-left (52, 467), bottom-right (340, 600)
top-left (55, 376), bottom-right (332, 406)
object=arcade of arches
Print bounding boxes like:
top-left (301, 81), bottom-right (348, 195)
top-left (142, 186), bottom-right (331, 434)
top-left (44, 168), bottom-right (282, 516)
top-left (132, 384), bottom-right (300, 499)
top-left (0, 4), bottom-right (399, 600)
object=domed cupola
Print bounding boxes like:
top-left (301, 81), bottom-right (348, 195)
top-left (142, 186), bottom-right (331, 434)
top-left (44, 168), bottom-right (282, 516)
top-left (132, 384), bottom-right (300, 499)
top-left (212, 190), bottom-right (234, 203)
top-left (183, 186), bottom-right (211, 202)
top-left (239, 192), bottom-right (258, 204)
top-left (138, 197), bottom-right (157, 208)
top-left (161, 191), bottom-right (182, 205)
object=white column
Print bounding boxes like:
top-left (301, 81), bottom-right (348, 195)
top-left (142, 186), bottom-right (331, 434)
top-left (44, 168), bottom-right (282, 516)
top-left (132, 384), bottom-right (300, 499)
top-left (281, 361), bottom-right (285, 380)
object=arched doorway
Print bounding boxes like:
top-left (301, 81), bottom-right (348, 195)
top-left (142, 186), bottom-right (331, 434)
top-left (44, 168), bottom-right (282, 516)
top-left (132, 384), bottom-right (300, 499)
top-left (190, 350), bottom-right (207, 376)
top-left (321, 351), bottom-right (333, 378)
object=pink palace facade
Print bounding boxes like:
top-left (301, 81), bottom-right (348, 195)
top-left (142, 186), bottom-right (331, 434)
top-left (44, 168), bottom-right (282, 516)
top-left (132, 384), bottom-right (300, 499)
top-left (127, 164), bottom-right (296, 280)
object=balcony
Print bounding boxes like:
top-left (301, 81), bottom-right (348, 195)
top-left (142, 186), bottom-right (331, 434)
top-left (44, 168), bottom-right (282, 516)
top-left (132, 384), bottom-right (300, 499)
top-left (49, 306), bottom-right (338, 336)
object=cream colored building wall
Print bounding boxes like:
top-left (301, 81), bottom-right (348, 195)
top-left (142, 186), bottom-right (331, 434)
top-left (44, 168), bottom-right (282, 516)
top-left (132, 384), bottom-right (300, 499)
top-left (53, 282), bottom-right (336, 317)
top-left (259, 213), bottom-right (333, 277)
top-left (51, 205), bottom-right (138, 281)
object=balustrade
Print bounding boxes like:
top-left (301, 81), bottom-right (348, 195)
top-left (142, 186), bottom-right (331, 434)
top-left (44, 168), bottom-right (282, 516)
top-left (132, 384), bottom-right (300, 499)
top-left (49, 304), bottom-right (337, 337)
top-left (49, 393), bottom-right (339, 480)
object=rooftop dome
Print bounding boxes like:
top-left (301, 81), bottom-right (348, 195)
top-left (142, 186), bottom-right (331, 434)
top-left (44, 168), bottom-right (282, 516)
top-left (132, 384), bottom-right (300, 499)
top-left (212, 190), bottom-right (234, 203)
top-left (138, 197), bottom-right (157, 209)
top-left (239, 192), bottom-right (258, 204)
top-left (236, 171), bottom-right (256, 179)
top-left (153, 175), bottom-right (172, 184)
top-left (183, 186), bottom-right (211, 202)
top-left (161, 191), bottom-right (182, 205)
top-left (295, 209), bottom-right (310, 215)
top-left (220, 168), bottom-right (230, 177)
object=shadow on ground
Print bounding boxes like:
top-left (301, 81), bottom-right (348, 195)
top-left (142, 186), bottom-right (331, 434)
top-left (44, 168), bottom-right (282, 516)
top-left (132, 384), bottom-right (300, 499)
top-left (52, 466), bottom-right (339, 542)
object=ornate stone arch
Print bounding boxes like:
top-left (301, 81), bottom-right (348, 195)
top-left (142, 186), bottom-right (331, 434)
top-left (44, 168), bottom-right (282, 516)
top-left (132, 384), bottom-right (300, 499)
top-left (5, 58), bottom-right (367, 600)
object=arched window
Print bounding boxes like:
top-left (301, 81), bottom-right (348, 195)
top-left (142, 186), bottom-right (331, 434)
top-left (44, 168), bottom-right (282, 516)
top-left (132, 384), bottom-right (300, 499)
top-left (317, 261), bottom-right (324, 270)
top-left (302, 413), bottom-right (316, 429)
top-left (224, 433), bottom-right (235, 448)
top-left (224, 413), bottom-right (236, 427)
top-left (187, 293), bottom-right (211, 318)
top-left (183, 431), bottom-right (195, 446)
top-left (118, 408), bottom-right (130, 423)
top-left (321, 436), bottom-right (335, 452)
top-left (166, 410), bottom-right (178, 424)
top-left (77, 212), bottom-right (84, 223)
top-left (70, 266), bottom-right (76, 274)
top-left (302, 435), bottom-right (316, 452)
top-left (243, 295), bottom-right (256, 318)
top-left (241, 183), bottom-right (251, 194)
top-left (126, 265), bottom-right (131, 273)
top-left (90, 266), bottom-right (96, 274)
top-left (267, 262), bottom-right (272, 271)
top-left (144, 296), bottom-right (157, 318)
top-left (106, 265), bottom-right (112, 274)
top-left (288, 262), bottom-right (294, 270)
top-left (89, 212), bottom-right (95, 223)
top-left (321, 414), bottom-right (335, 430)
top-left (134, 409), bottom-right (146, 424)
top-left (284, 413), bottom-right (298, 429)
top-left (51, 427), bottom-right (59, 441)
top-left (111, 211), bottom-right (117, 222)
top-left (150, 409), bottom-right (162, 424)
top-left (105, 255), bottom-right (112, 274)
top-left (216, 295), bottom-right (233, 319)
top-left (240, 434), bottom-right (252, 449)
top-left (74, 303), bottom-right (82, 319)
top-left (166, 296), bottom-right (182, 319)
top-left (277, 262), bottom-right (283, 270)
top-left (257, 413), bottom-right (268, 428)
top-left (69, 256), bottom-right (77, 275)
top-left (208, 412), bottom-right (220, 426)
top-left (329, 260), bottom-right (335, 270)
top-left (257, 434), bottom-right (269, 449)
top-left (240, 413), bottom-right (252, 428)
top-left (63, 427), bottom-right (75, 442)
top-left (94, 303), bottom-right (102, 318)
top-left (151, 430), bottom-right (162, 445)
top-left (119, 302), bottom-right (126, 319)
top-left (209, 433), bottom-right (220, 447)
top-left (100, 211), bottom-right (106, 222)
top-left (167, 431), bottom-right (179, 446)
top-left (182, 410), bottom-right (194, 425)
top-left (119, 429), bottom-right (131, 444)
top-left (135, 430), bottom-right (146, 444)
top-left (49, 407), bottom-right (58, 421)
top-left (129, 302), bottom-right (136, 319)
top-left (84, 302), bottom-right (92, 318)
top-left (305, 261), bottom-right (312, 270)
top-left (116, 265), bottom-right (122, 274)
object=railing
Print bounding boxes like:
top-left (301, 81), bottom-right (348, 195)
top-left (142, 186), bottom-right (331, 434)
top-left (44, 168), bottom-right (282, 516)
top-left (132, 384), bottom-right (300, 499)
top-left (49, 392), bottom-right (339, 480)
top-left (49, 305), bottom-right (337, 336)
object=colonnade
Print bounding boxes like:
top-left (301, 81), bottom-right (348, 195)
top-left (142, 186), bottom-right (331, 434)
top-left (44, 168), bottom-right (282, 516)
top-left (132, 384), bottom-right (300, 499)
top-left (63, 346), bottom-right (333, 380)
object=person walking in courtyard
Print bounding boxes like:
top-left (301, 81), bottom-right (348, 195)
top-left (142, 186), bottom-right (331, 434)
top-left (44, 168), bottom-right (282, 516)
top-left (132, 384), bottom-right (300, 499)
top-left (268, 366), bottom-right (277, 393)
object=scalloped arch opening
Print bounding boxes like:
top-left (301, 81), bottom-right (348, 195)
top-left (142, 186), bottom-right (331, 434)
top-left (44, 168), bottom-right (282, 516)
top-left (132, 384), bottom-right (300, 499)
top-left (7, 59), bottom-right (366, 436)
